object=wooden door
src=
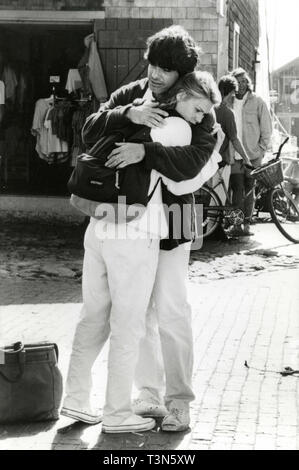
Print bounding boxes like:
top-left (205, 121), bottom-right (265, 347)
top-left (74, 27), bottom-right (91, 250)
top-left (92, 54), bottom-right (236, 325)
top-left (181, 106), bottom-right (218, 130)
top-left (94, 18), bottom-right (173, 95)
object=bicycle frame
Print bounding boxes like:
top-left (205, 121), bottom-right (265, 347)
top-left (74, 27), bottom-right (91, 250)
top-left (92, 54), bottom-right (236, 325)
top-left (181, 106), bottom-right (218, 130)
top-left (206, 171), bottom-right (233, 210)
top-left (208, 137), bottom-right (291, 215)
top-left (197, 137), bottom-right (294, 237)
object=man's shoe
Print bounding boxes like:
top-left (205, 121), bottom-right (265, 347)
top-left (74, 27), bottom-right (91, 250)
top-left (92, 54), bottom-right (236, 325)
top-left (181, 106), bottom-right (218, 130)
top-left (226, 225), bottom-right (244, 238)
top-left (133, 398), bottom-right (168, 417)
top-left (102, 414), bottom-right (156, 434)
top-left (60, 406), bottom-right (102, 425)
top-left (227, 225), bottom-right (254, 237)
top-left (161, 400), bottom-right (190, 432)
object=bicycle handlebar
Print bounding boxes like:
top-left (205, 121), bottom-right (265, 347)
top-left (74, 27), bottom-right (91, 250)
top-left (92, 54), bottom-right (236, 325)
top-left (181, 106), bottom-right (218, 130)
top-left (250, 137), bottom-right (290, 175)
top-left (273, 137), bottom-right (289, 159)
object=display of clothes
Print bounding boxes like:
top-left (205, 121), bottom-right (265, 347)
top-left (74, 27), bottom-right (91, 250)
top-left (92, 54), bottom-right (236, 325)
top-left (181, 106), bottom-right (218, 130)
top-left (31, 98), bottom-right (69, 165)
top-left (31, 96), bottom-right (93, 166)
top-left (0, 35), bottom-right (107, 193)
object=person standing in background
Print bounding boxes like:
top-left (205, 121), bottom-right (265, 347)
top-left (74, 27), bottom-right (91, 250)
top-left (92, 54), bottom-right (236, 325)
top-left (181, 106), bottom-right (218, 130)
top-left (230, 68), bottom-right (272, 236)
top-left (211, 74), bottom-right (251, 212)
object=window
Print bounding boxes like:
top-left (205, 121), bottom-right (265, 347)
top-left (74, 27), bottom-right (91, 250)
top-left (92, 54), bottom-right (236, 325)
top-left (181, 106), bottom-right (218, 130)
top-left (233, 22), bottom-right (240, 69)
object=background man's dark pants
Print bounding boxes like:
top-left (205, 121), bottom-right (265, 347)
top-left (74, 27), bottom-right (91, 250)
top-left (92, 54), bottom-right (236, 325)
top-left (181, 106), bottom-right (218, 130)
top-left (230, 156), bottom-right (263, 223)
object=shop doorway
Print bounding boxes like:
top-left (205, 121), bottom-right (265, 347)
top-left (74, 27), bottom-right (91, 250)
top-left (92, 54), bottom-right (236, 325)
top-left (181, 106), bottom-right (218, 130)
top-left (0, 22), bottom-right (93, 195)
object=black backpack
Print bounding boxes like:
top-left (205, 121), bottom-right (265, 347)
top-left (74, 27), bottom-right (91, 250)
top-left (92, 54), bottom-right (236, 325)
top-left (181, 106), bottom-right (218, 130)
top-left (67, 127), bottom-right (153, 207)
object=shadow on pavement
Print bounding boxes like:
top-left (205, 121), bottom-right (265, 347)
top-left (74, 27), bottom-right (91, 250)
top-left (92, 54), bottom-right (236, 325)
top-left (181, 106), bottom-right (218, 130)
top-left (51, 419), bottom-right (190, 450)
top-left (0, 420), bottom-right (58, 444)
top-left (190, 236), bottom-right (262, 261)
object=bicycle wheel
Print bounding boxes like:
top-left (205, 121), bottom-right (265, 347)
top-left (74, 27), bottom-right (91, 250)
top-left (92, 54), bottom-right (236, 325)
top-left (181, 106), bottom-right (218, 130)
top-left (194, 185), bottom-right (223, 238)
top-left (269, 187), bottom-right (299, 243)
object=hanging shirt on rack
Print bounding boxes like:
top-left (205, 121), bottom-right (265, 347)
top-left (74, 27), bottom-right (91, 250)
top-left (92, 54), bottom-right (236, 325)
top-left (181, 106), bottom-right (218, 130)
top-left (31, 98), bottom-right (69, 164)
top-left (48, 101), bottom-right (74, 144)
top-left (44, 107), bottom-right (68, 155)
top-left (65, 69), bottom-right (83, 94)
top-left (31, 98), bottom-right (52, 162)
top-left (88, 39), bottom-right (108, 102)
top-left (78, 47), bottom-right (93, 96)
top-left (78, 35), bottom-right (107, 101)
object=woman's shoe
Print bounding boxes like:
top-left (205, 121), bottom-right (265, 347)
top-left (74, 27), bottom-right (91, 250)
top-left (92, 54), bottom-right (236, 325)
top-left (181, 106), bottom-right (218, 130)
top-left (133, 398), bottom-right (168, 417)
top-left (102, 414), bottom-right (156, 434)
top-left (60, 406), bottom-right (102, 424)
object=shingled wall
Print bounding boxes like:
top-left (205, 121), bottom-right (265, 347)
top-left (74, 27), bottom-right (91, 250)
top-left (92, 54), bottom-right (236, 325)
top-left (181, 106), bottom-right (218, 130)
top-left (227, 0), bottom-right (259, 75)
top-left (0, 0), bottom-right (260, 89)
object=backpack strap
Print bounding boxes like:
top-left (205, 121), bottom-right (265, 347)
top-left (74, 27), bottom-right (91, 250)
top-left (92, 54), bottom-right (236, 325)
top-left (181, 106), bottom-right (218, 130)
top-left (147, 176), bottom-right (162, 202)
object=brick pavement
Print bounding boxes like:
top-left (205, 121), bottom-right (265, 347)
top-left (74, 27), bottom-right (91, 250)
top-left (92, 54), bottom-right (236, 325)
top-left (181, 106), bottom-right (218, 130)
top-left (0, 267), bottom-right (298, 451)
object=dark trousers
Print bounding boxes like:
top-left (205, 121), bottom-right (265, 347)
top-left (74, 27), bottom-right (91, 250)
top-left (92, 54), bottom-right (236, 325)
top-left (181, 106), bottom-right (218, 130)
top-left (230, 157), bottom-right (263, 223)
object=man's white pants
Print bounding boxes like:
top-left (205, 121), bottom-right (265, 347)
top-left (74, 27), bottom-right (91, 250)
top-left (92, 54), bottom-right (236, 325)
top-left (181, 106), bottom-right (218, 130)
top-left (135, 242), bottom-right (195, 405)
top-left (64, 218), bottom-right (159, 424)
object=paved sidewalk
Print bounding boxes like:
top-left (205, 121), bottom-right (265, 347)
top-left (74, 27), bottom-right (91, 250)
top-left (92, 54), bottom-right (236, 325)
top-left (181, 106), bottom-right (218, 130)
top-left (0, 267), bottom-right (298, 450)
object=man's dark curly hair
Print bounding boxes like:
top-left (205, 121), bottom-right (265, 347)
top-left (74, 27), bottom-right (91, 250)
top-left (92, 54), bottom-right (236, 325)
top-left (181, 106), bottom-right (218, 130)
top-left (218, 74), bottom-right (238, 98)
top-left (144, 25), bottom-right (201, 76)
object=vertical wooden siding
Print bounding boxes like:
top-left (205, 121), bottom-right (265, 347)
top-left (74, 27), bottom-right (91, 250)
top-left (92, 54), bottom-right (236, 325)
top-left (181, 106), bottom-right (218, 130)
top-left (95, 18), bottom-right (173, 94)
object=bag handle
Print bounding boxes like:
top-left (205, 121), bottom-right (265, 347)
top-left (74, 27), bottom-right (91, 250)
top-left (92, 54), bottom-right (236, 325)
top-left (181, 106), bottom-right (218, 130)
top-left (0, 342), bottom-right (26, 383)
top-left (22, 342), bottom-right (59, 361)
top-left (148, 176), bottom-right (162, 202)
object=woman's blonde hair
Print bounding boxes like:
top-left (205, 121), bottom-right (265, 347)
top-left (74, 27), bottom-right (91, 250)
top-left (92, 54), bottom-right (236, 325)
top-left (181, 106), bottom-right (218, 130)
top-left (159, 71), bottom-right (221, 109)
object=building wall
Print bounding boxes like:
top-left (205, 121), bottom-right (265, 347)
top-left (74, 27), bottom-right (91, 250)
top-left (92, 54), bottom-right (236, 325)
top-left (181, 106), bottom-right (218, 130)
top-left (272, 60), bottom-right (299, 140)
top-left (0, 0), bottom-right (261, 90)
top-left (103, 0), bottom-right (219, 78)
top-left (272, 61), bottom-right (299, 113)
top-left (227, 0), bottom-right (259, 77)
top-left (0, 0), bottom-right (220, 80)
top-left (0, 0), bottom-right (104, 9)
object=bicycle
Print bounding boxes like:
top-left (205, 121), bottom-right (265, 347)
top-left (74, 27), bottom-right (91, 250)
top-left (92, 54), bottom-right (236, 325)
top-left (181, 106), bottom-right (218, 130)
top-left (194, 138), bottom-right (299, 243)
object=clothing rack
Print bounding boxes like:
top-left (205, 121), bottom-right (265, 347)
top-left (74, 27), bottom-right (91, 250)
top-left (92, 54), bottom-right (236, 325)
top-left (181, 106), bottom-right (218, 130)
top-left (73, 98), bottom-right (92, 102)
top-left (50, 80), bottom-right (93, 105)
top-left (71, 94), bottom-right (93, 103)
top-left (49, 84), bottom-right (67, 105)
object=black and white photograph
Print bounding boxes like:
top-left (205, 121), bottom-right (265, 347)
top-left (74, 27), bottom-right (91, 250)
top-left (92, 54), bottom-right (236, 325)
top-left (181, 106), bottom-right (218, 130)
top-left (0, 0), bottom-right (298, 454)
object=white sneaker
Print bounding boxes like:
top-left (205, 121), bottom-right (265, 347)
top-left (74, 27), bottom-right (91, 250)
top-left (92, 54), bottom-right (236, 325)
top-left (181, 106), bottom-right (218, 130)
top-left (102, 414), bottom-right (156, 434)
top-left (133, 398), bottom-right (168, 417)
top-left (60, 406), bottom-right (102, 425)
top-left (161, 400), bottom-right (190, 432)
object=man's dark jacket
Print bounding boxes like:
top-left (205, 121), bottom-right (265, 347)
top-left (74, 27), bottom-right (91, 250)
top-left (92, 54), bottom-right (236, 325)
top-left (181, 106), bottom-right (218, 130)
top-left (82, 78), bottom-right (216, 250)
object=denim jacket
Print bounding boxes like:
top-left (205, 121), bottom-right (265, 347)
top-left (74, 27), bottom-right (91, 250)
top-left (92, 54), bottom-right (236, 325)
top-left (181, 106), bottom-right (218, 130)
top-left (234, 91), bottom-right (272, 161)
